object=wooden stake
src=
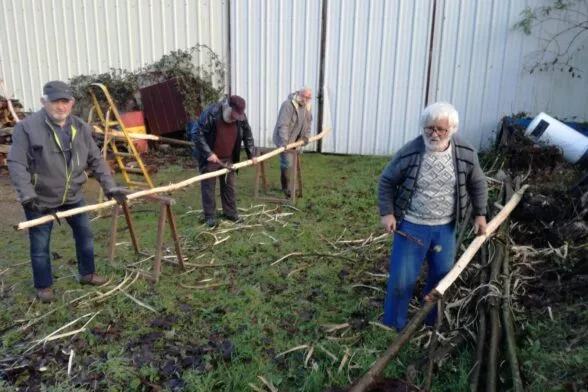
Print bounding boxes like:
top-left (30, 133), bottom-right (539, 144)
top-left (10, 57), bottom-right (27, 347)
top-left (501, 233), bottom-right (524, 392)
top-left (15, 128), bottom-right (331, 230)
top-left (469, 246), bottom-right (489, 392)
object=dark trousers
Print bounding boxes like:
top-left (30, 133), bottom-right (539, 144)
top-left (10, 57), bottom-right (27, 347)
top-left (200, 160), bottom-right (237, 219)
top-left (24, 199), bottom-right (96, 289)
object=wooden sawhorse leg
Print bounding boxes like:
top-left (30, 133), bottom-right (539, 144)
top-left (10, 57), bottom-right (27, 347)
top-left (108, 203), bottom-right (140, 264)
top-left (108, 198), bottom-right (185, 283)
top-left (152, 199), bottom-right (186, 282)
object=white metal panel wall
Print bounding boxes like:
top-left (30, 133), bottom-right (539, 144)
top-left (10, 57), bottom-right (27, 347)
top-left (322, 0), bottom-right (434, 155)
top-left (429, 0), bottom-right (588, 149)
top-left (0, 0), bottom-right (227, 111)
top-left (230, 0), bottom-right (322, 148)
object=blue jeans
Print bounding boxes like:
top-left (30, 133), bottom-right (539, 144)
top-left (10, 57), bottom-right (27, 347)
top-left (24, 199), bottom-right (96, 289)
top-left (279, 152), bottom-right (294, 170)
top-left (383, 220), bottom-right (456, 331)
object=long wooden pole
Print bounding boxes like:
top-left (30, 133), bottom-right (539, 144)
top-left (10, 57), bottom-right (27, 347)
top-left (433, 185), bottom-right (528, 296)
top-left (15, 128), bottom-right (331, 231)
top-left (92, 126), bottom-right (194, 147)
top-left (349, 185), bottom-right (529, 392)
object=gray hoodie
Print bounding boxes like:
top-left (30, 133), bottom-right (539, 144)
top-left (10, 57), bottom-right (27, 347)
top-left (8, 109), bottom-right (116, 208)
top-left (273, 93), bottom-right (313, 147)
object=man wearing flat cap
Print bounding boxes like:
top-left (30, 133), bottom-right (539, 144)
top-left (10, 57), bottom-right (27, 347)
top-left (189, 95), bottom-right (257, 227)
top-left (8, 80), bottom-right (129, 303)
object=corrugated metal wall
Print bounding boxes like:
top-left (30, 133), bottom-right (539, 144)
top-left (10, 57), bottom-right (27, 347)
top-left (429, 0), bottom-right (588, 149)
top-left (230, 0), bottom-right (322, 149)
top-left (0, 0), bottom-right (227, 112)
top-left (2, 0), bottom-right (587, 153)
top-left (321, 0), bottom-right (433, 155)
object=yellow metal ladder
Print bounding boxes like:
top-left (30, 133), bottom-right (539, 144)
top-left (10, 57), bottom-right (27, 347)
top-left (87, 83), bottom-right (154, 190)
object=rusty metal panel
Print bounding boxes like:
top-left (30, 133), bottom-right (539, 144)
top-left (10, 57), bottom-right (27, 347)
top-left (140, 79), bottom-right (189, 136)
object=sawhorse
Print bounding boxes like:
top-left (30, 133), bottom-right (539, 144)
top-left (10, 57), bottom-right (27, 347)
top-left (108, 195), bottom-right (185, 282)
top-left (254, 148), bottom-right (303, 204)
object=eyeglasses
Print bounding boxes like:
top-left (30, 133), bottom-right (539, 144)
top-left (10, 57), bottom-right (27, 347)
top-left (424, 126), bottom-right (449, 136)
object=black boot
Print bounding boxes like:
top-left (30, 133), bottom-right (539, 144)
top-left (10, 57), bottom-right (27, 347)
top-left (280, 168), bottom-right (291, 198)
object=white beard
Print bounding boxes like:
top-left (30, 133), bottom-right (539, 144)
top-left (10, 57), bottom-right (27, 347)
top-left (423, 135), bottom-right (450, 152)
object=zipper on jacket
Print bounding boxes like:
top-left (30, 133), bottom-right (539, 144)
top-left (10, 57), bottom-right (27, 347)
top-left (46, 121), bottom-right (78, 205)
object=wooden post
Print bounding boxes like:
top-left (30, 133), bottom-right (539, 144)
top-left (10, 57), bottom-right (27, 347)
top-left (122, 202), bottom-right (140, 254)
top-left (291, 151), bottom-right (299, 205)
top-left (152, 203), bottom-right (168, 282)
top-left (297, 153), bottom-right (303, 198)
top-left (108, 205), bottom-right (121, 263)
top-left (165, 204), bottom-right (186, 270)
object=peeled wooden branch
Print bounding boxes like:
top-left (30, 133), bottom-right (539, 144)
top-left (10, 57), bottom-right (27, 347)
top-left (15, 128), bottom-right (331, 230)
top-left (92, 126), bottom-right (193, 146)
top-left (349, 299), bottom-right (438, 392)
top-left (432, 185), bottom-right (528, 296)
top-left (349, 185), bottom-right (529, 392)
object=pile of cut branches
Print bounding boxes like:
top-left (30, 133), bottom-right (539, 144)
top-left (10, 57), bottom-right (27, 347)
top-left (340, 119), bottom-right (587, 392)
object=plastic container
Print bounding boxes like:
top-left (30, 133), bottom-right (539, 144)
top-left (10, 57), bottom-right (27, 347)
top-left (132, 139), bottom-right (149, 154)
top-left (120, 111), bottom-right (146, 134)
top-left (525, 112), bottom-right (588, 164)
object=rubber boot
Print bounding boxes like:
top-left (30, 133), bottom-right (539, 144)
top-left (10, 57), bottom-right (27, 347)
top-left (280, 168), bottom-right (291, 198)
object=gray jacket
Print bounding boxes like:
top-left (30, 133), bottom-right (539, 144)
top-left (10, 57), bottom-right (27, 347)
top-left (8, 109), bottom-right (117, 208)
top-left (378, 135), bottom-right (488, 224)
top-left (273, 93), bottom-right (313, 147)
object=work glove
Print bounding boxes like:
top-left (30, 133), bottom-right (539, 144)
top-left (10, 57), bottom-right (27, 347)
top-left (106, 187), bottom-right (131, 205)
top-left (22, 197), bottom-right (61, 224)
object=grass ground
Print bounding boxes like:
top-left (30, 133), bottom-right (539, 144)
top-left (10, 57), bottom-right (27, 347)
top-left (0, 150), bottom-right (586, 391)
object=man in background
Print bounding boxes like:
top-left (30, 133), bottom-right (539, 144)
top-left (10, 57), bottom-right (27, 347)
top-left (190, 95), bottom-right (257, 227)
top-left (273, 87), bottom-right (313, 197)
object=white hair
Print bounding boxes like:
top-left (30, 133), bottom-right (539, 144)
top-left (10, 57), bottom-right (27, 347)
top-left (420, 102), bottom-right (459, 132)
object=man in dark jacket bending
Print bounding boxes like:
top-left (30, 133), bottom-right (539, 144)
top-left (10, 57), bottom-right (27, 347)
top-left (377, 102), bottom-right (488, 331)
top-left (8, 81), bottom-right (128, 303)
top-left (189, 95), bottom-right (257, 227)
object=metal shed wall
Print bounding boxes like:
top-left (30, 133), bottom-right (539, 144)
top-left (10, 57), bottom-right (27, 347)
top-left (321, 0), bottom-right (434, 155)
top-left (0, 0), bottom-right (228, 112)
top-left (230, 0), bottom-right (322, 149)
top-left (429, 0), bottom-right (588, 149)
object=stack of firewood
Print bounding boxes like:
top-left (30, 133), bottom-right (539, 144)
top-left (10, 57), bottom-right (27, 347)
top-left (1, 94), bottom-right (23, 128)
top-left (0, 94), bottom-right (23, 169)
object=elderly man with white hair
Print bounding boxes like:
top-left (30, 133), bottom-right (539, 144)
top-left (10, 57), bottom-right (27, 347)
top-left (273, 87), bottom-right (313, 197)
top-left (377, 102), bottom-right (488, 331)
